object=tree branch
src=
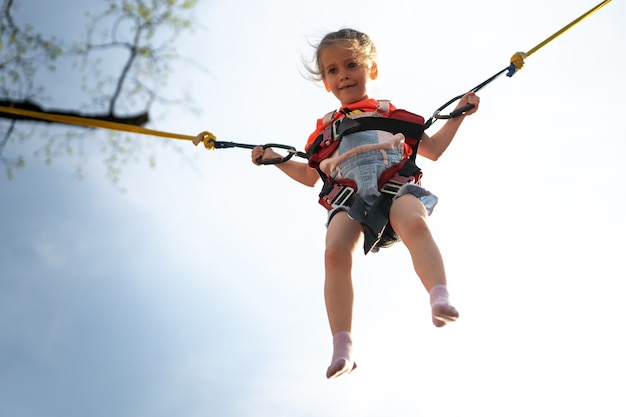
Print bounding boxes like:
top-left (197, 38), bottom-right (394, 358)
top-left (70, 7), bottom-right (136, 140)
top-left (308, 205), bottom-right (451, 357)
top-left (0, 99), bottom-right (149, 126)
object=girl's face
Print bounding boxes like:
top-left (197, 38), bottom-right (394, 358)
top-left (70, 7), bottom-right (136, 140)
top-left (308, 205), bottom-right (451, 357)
top-left (320, 42), bottom-right (377, 106)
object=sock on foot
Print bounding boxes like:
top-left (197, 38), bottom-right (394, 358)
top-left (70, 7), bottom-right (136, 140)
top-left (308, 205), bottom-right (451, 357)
top-left (429, 284), bottom-right (459, 327)
top-left (326, 331), bottom-right (357, 379)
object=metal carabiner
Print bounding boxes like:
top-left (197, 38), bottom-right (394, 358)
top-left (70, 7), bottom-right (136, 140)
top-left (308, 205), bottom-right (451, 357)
top-left (256, 143), bottom-right (300, 165)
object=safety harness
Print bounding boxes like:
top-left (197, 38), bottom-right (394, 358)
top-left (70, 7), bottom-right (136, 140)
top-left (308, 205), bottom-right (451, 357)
top-left (306, 101), bottom-right (426, 254)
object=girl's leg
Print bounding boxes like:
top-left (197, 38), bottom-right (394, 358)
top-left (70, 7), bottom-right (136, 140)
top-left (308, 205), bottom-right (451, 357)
top-left (389, 194), bottom-right (459, 327)
top-left (324, 211), bottom-right (362, 378)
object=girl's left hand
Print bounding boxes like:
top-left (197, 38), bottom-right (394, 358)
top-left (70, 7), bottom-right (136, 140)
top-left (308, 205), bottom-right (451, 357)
top-left (459, 92), bottom-right (480, 115)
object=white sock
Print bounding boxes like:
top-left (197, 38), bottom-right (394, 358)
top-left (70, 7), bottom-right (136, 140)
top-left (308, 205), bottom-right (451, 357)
top-left (430, 284), bottom-right (450, 306)
top-left (429, 284), bottom-right (459, 327)
top-left (326, 331), bottom-right (356, 379)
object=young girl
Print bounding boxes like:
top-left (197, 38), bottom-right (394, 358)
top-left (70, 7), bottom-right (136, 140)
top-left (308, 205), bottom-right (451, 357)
top-left (251, 28), bottom-right (479, 379)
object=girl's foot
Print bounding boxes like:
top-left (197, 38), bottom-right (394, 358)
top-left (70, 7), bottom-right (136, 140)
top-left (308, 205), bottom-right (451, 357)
top-left (327, 358), bottom-right (357, 379)
top-left (432, 302), bottom-right (459, 327)
top-left (326, 331), bottom-right (357, 379)
top-left (429, 284), bottom-right (459, 327)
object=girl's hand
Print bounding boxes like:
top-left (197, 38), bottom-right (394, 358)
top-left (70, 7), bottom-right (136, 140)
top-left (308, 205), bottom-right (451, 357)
top-left (457, 92), bottom-right (480, 115)
top-left (251, 146), bottom-right (282, 165)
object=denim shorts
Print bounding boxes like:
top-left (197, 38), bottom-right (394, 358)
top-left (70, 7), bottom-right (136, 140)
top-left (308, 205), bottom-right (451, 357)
top-left (327, 130), bottom-right (438, 223)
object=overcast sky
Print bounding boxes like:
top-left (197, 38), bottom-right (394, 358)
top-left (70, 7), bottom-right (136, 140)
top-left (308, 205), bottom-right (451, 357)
top-left (1, 1), bottom-right (625, 416)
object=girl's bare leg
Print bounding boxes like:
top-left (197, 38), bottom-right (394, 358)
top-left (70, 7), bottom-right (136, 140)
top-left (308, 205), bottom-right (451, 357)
top-left (390, 194), bottom-right (459, 326)
top-left (324, 211), bottom-right (362, 378)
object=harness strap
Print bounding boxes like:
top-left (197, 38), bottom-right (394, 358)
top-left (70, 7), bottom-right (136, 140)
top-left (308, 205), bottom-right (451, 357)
top-left (319, 178), bottom-right (358, 210)
top-left (321, 100), bottom-right (392, 127)
top-left (364, 159), bottom-right (423, 254)
top-left (335, 117), bottom-right (424, 146)
top-left (348, 193), bottom-right (396, 254)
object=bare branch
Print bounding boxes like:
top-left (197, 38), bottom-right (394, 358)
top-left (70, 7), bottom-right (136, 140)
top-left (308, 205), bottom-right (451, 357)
top-left (0, 99), bottom-right (149, 126)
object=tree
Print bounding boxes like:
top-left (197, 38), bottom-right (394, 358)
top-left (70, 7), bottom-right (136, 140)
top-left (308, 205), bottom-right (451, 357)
top-left (0, 0), bottom-right (200, 183)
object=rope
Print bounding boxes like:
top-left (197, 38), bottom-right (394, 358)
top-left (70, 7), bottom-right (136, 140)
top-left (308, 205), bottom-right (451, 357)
top-left (0, 104), bottom-right (291, 163)
top-left (0, 103), bottom-right (222, 151)
top-left (507, 0), bottom-right (612, 76)
top-left (425, 0), bottom-right (612, 129)
top-left (526, 0), bottom-right (611, 58)
top-left (0, 104), bottom-right (199, 141)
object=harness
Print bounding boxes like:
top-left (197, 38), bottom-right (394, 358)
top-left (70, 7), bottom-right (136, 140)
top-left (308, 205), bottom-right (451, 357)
top-left (306, 101), bottom-right (426, 254)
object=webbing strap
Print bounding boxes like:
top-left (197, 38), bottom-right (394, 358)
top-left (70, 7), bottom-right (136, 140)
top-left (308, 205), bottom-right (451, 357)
top-left (336, 117), bottom-right (424, 141)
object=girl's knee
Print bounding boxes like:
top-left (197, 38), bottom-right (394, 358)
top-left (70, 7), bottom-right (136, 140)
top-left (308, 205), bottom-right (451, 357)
top-left (390, 197), bottom-right (430, 236)
top-left (325, 212), bottom-right (361, 266)
top-left (400, 213), bottom-right (429, 236)
top-left (325, 242), bottom-right (352, 267)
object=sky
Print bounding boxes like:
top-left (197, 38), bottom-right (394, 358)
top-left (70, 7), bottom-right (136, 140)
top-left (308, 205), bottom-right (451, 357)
top-left (1, 0), bottom-right (625, 416)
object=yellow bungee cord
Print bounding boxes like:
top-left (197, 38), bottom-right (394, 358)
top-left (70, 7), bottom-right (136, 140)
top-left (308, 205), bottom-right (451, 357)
top-left (509, 0), bottom-right (613, 72)
top-left (426, 0), bottom-right (612, 127)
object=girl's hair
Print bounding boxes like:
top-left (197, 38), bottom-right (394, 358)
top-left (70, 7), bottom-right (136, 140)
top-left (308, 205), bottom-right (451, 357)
top-left (305, 28), bottom-right (377, 82)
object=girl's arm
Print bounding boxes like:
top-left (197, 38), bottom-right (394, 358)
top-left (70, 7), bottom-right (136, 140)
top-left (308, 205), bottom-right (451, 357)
top-left (418, 92), bottom-right (480, 161)
top-left (275, 159), bottom-right (320, 187)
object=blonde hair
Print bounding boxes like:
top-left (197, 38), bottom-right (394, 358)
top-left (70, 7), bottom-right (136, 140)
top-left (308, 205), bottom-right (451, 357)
top-left (305, 28), bottom-right (377, 82)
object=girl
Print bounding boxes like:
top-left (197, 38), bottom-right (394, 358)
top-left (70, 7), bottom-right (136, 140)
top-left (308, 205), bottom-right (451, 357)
top-left (251, 28), bottom-right (479, 379)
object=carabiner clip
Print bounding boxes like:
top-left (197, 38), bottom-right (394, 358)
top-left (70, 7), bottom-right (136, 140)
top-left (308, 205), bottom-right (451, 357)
top-left (256, 143), bottom-right (299, 165)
